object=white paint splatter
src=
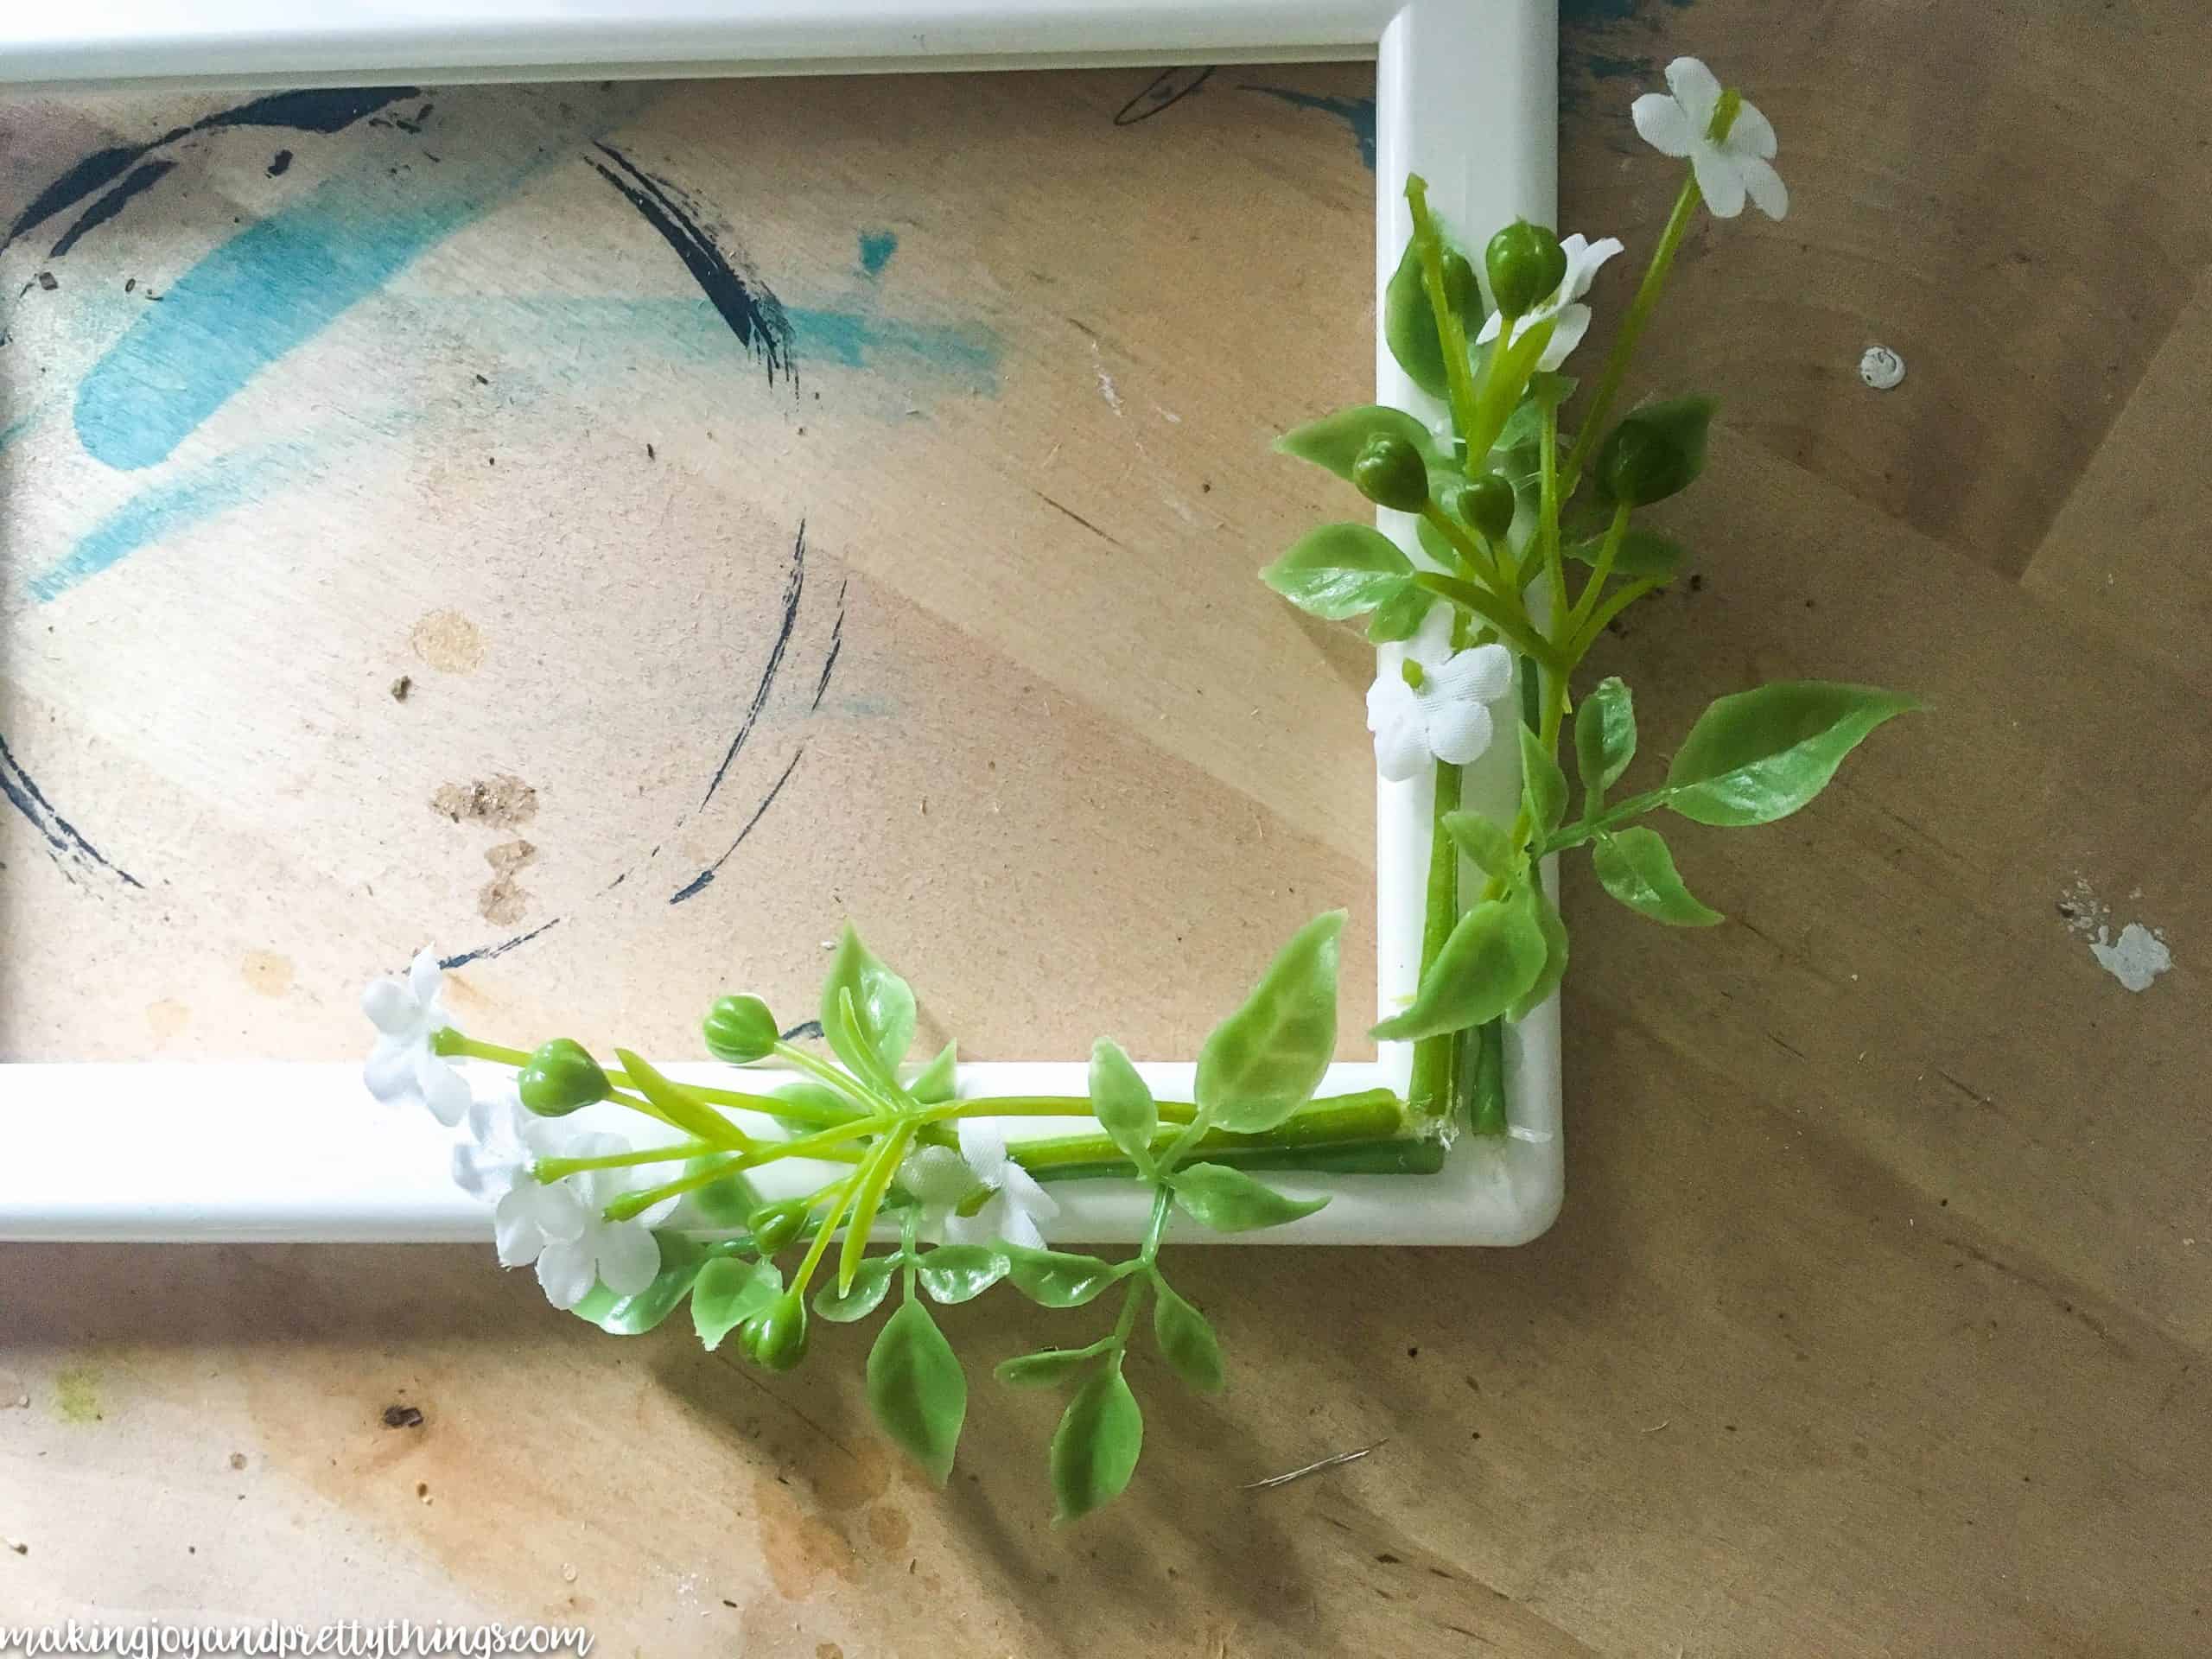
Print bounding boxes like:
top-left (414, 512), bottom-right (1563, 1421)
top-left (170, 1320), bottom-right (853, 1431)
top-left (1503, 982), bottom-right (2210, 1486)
top-left (1091, 341), bottom-right (1124, 416)
top-left (1859, 345), bottom-right (1905, 391)
top-left (2089, 923), bottom-right (2172, 993)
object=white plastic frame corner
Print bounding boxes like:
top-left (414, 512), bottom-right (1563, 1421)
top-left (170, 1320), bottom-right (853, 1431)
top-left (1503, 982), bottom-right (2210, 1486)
top-left (0, 0), bottom-right (1560, 1246)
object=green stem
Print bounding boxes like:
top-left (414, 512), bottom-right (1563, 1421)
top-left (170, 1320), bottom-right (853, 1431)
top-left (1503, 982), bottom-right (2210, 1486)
top-left (838, 1121), bottom-right (917, 1294)
top-left (1417, 502), bottom-right (1504, 590)
top-left (1567, 576), bottom-right (1662, 658)
top-left (791, 1172), bottom-right (862, 1295)
top-left (772, 1040), bottom-right (893, 1116)
top-left (1013, 1090), bottom-right (1406, 1174)
top-left (534, 1141), bottom-right (713, 1180)
top-left (1563, 502), bottom-right (1631, 643)
top-left (1029, 1134), bottom-right (1446, 1185)
top-left (603, 1153), bottom-right (748, 1221)
top-left (1407, 758), bottom-right (1462, 1126)
top-left (1405, 175), bottom-right (1483, 449)
top-left (1562, 172), bottom-right (1703, 493)
top-left (1466, 1019), bottom-right (1507, 1139)
top-left (921, 1096), bottom-right (1198, 1126)
top-left (1542, 781), bottom-right (1675, 855)
top-left (1540, 405), bottom-right (1569, 627)
top-left (435, 1033), bottom-right (853, 1128)
top-left (1413, 573), bottom-right (1561, 670)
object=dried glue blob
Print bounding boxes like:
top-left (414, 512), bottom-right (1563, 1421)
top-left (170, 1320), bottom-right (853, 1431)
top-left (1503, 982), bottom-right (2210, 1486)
top-left (1859, 345), bottom-right (1905, 391)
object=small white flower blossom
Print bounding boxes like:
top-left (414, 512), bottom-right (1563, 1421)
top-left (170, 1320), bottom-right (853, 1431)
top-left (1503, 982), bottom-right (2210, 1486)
top-left (1366, 603), bottom-right (1516, 783)
top-left (361, 946), bottom-right (472, 1126)
top-left (1631, 56), bottom-right (1787, 221)
top-left (1475, 232), bottom-right (1624, 371)
top-left (899, 1119), bottom-right (1058, 1250)
top-left (454, 1098), bottom-right (669, 1311)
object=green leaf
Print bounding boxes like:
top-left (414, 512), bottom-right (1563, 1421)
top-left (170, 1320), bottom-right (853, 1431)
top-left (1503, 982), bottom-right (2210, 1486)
top-left (611, 1049), bottom-right (744, 1151)
top-left (1088, 1039), bottom-right (1158, 1168)
top-left (1664, 683), bottom-right (1918, 828)
top-left (1262, 523), bottom-right (1416, 621)
top-left (813, 1254), bottom-right (898, 1322)
top-left (1573, 677), bottom-right (1637, 810)
top-left (909, 1041), bottom-right (959, 1105)
top-left (1194, 910), bottom-right (1344, 1135)
top-left (772, 1079), bottom-right (860, 1135)
top-left (1382, 235), bottom-right (1451, 399)
top-left (917, 1243), bottom-right (1008, 1305)
top-left (1274, 404), bottom-right (1437, 486)
top-left (1371, 891), bottom-right (1548, 1042)
top-left (1442, 809), bottom-right (1516, 881)
top-left (1414, 512), bottom-right (1460, 575)
top-left (1166, 1162), bottom-right (1329, 1233)
top-left (1001, 1244), bottom-right (1126, 1308)
top-left (1051, 1360), bottom-right (1144, 1523)
top-left (995, 1348), bottom-right (1097, 1390)
top-left (1365, 581), bottom-right (1430, 644)
top-left (866, 1300), bottom-right (967, 1487)
top-left (1567, 529), bottom-right (1684, 581)
top-left (1519, 725), bottom-right (1568, 843)
top-left (679, 1156), bottom-right (763, 1230)
top-left (691, 1255), bottom-right (783, 1351)
top-left (1151, 1280), bottom-right (1225, 1394)
top-left (569, 1232), bottom-right (708, 1336)
top-left (1495, 372), bottom-right (1576, 451)
top-left (1509, 876), bottom-right (1570, 1022)
top-left (1592, 827), bottom-right (1725, 926)
top-left (820, 925), bottom-right (917, 1086)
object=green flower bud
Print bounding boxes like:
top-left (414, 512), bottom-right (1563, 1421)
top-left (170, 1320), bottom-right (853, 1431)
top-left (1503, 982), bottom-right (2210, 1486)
top-left (1440, 249), bottom-right (1479, 320)
top-left (1484, 219), bottom-right (1567, 321)
top-left (738, 1290), bottom-right (810, 1371)
top-left (747, 1198), bottom-right (810, 1255)
top-left (1351, 435), bottom-right (1430, 512)
top-left (1596, 396), bottom-right (1716, 508)
top-left (703, 993), bottom-right (779, 1065)
top-left (517, 1038), bottom-right (610, 1117)
top-left (1453, 473), bottom-right (1516, 543)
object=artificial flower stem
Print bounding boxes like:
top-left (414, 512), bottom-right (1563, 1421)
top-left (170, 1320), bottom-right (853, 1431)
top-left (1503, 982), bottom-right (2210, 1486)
top-left (1417, 502), bottom-right (1508, 591)
top-left (1412, 573), bottom-right (1560, 670)
top-left (1467, 1019), bottom-right (1508, 1139)
top-left (733, 1115), bottom-right (887, 1168)
top-left (602, 1152), bottom-right (749, 1221)
top-left (1540, 405), bottom-right (1570, 627)
top-left (919, 1097), bottom-right (1198, 1125)
top-left (1009, 1090), bottom-right (1406, 1174)
top-left (533, 1141), bottom-right (715, 1180)
top-left (770, 1040), bottom-right (893, 1116)
top-left (1540, 781), bottom-right (1679, 855)
top-left (791, 1172), bottom-right (862, 1295)
top-left (429, 1032), bottom-right (849, 1128)
top-left (838, 1121), bottom-right (916, 1294)
top-left (1562, 171), bottom-right (1702, 493)
top-left (1023, 1132), bottom-right (1449, 1184)
top-left (1405, 175), bottom-right (1484, 448)
top-left (1407, 757), bottom-right (1463, 1127)
top-left (1568, 576), bottom-right (1664, 659)
top-left (1564, 503), bottom-right (1632, 642)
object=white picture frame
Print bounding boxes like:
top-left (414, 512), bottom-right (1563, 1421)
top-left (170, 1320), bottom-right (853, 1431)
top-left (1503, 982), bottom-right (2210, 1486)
top-left (0, 0), bottom-right (1560, 1246)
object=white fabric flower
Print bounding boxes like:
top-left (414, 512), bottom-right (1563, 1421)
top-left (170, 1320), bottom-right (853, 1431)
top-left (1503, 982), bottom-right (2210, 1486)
top-left (899, 1119), bottom-right (1058, 1250)
top-left (454, 1097), bottom-right (668, 1311)
top-left (361, 946), bottom-right (472, 1126)
top-left (1366, 602), bottom-right (1516, 783)
top-left (1474, 232), bottom-right (1623, 371)
top-left (1631, 56), bottom-right (1787, 221)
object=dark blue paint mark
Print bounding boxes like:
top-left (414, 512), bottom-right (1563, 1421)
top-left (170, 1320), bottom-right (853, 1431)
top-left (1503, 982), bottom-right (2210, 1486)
top-left (699, 523), bottom-right (805, 812)
top-left (0, 731), bottom-right (142, 888)
top-left (590, 141), bottom-right (793, 386)
top-left (1560, 0), bottom-right (1694, 24)
top-left (1114, 67), bottom-right (1213, 126)
top-left (811, 583), bottom-right (847, 712)
top-left (267, 150), bottom-right (293, 177)
top-left (3, 131), bottom-right (190, 252)
top-left (49, 159), bottom-right (176, 258)
top-left (671, 747), bottom-right (806, 905)
top-left (1240, 86), bottom-right (1376, 172)
top-left (439, 917), bottom-right (562, 971)
top-left (778, 1020), bottom-right (823, 1043)
top-left (31, 442), bottom-right (314, 602)
top-left (785, 305), bottom-right (1001, 391)
top-left (858, 229), bottom-right (898, 278)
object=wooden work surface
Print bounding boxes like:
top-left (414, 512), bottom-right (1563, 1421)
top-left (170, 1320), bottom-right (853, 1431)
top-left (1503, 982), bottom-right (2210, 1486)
top-left (3, 2), bottom-right (2208, 1651)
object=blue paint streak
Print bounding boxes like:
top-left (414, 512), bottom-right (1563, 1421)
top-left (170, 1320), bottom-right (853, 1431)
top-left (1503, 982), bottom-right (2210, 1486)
top-left (786, 305), bottom-right (1001, 391)
top-left (858, 229), bottom-right (899, 278)
top-left (1241, 86), bottom-right (1376, 172)
top-left (31, 442), bottom-right (310, 602)
top-left (73, 165), bottom-right (531, 473)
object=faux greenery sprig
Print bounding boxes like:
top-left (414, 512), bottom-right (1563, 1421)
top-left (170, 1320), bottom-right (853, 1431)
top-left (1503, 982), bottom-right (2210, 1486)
top-left (1263, 54), bottom-right (1913, 1135)
top-left (357, 55), bottom-right (1914, 1522)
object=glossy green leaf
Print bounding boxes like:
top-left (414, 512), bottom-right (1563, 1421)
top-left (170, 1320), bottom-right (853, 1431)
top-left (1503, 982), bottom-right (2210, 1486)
top-left (569, 1232), bottom-right (708, 1336)
top-left (1151, 1280), bottom-right (1225, 1394)
top-left (680, 1156), bottom-right (763, 1230)
top-left (772, 1080), bottom-right (860, 1136)
top-left (1519, 726), bottom-right (1569, 843)
top-left (1194, 910), bottom-right (1344, 1135)
top-left (1592, 827), bottom-right (1724, 926)
top-left (813, 1254), bottom-right (898, 1322)
top-left (1274, 404), bottom-right (1437, 486)
top-left (1664, 683), bottom-right (1918, 828)
top-left (1051, 1360), bottom-right (1144, 1523)
top-left (1382, 236), bottom-right (1451, 398)
top-left (1508, 875), bottom-right (1570, 1023)
top-left (1365, 580), bottom-right (1430, 644)
top-left (995, 1348), bottom-right (1098, 1390)
top-left (1567, 528), bottom-right (1685, 581)
top-left (1262, 524), bottom-right (1414, 621)
top-left (866, 1300), bottom-right (967, 1486)
top-left (1573, 677), bottom-right (1637, 810)
top-left (1442, 809), bottom-right (1516, 881)
top-left (820, 925), bottom-right (917, 1086)
top-left (1166, 1162), bottom-right (1329, 1233)
top-left (691, 1255), bottom-right (784, 1351)
top-left (1001, 1244), bottom-right (1126, 1308)
top-left (909, 1041), bottom-right (959, 1105)
top-left (917, 1243), bottom-right (1008, 1305)
top-left (1371, 891), bottom-right (1548, 1043)
top-left (1088, 1039), bottom-right (1158, 1168)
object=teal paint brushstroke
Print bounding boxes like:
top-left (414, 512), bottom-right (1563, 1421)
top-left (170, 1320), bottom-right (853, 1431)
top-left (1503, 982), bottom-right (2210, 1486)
top-left (30, 440), bottom-right (314, 602)
top-left (1240, 86), bottom-right (1376, 171)
top-left (73, 156), bottom-right (549, 473)
top-left (858, 229), bottom-right (898, 278)
top-left (787, 304), bottom-right (999, 391)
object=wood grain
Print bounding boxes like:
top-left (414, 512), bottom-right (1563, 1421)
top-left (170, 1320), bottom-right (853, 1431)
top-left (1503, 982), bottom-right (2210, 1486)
top-left (3, 13), bottom-right (2208, 1655)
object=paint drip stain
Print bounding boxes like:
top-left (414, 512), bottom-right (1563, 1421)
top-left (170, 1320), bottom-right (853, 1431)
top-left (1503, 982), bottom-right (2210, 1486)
top-left (2059, 876), bottom-right (2174, 994)
top-left (857, 229), bottom-right (898, 278)
top-left (145, 999), bottom-right (190, 1043)
top-left (53, 1365), bottom-right (103, 1424)
top-left (410, 610), bottom-right (485, 674)
top-left (751, 1473), bottom-right (857, 1600)
top-left (241, 950), bottom-right (295, 997)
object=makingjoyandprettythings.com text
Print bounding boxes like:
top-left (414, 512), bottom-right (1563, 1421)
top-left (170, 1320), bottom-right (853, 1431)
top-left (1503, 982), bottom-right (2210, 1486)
top-left (0, 1624), bottom-right (593, 1658)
